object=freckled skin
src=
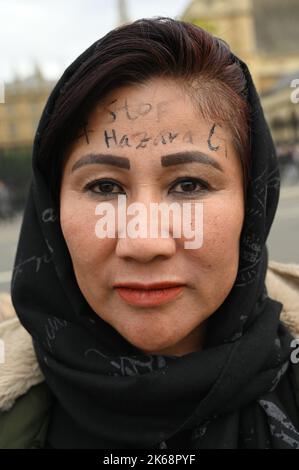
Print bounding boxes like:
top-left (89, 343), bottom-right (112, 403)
top-left (60, 77), bottom-right (245, 357)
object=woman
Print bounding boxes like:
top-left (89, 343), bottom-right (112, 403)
top-left (1, 17), bottom-right (299, 449)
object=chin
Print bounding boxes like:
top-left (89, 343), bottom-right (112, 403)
top-left (122, 331), bottom-right (182, 356)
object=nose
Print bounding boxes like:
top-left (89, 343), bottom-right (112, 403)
top-left (115, 192), bottom-right (177, 262)
top-left (115, 233), bottom-right (176, 262)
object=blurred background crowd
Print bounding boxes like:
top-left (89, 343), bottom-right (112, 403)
top-left (1, 0), bottom-right (299, 293)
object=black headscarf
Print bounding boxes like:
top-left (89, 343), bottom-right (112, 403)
top-left (11, 19), bottom-right (299, 449)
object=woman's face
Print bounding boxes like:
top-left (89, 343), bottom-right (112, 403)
top-left (60, 77), bottom-right (244, 356)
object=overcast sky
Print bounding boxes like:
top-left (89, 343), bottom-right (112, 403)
top-left (0, 0), bottom-right (190, 82)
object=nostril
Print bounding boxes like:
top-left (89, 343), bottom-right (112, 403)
top-left (115, 235), bottom-right (177, 262)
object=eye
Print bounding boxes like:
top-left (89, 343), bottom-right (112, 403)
top-left (84, 179), bottom-right (125, 196)
top-left (169, 177), bottom-right (210, 195)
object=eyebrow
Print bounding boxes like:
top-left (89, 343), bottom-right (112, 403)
top-left (71, 150), bottom-right (224, 173)
top-left (161, 151), bottom-right (224, 172)
top-left (71, 153), bottom-right (130, 172)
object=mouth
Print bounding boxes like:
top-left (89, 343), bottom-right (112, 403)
top-left (113, 282), bottom-right (186, 307)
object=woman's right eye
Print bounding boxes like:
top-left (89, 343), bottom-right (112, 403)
top-left (84, 179), bottom-right (125, 196)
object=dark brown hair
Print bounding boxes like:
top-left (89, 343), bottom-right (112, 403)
top-left (37, 17), bottom-right (251, 204)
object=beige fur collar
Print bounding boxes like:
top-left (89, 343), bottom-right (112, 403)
top-left (0, 294), bottom-right (44, 412)
top-left (0, 261), bottom-right (299, 412)
top-left (266, 261), bottom-right (299, 338)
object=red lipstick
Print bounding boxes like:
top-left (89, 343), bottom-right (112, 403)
top-left (114, 282), bottom-right (185, 307)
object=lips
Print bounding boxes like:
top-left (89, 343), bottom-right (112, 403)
top-left (114, 282), bottom-right (185, 307)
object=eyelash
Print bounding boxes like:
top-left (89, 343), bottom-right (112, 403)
top-left (83, 176), bottom-right (211, 198)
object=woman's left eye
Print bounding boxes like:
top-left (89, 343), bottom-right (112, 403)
top-left (169, 177), bottom-right (209, 195)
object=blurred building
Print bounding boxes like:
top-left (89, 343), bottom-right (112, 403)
top-left (181, 0), bottom-right (299, 94)
top-left (0, 65), bottom-right (55, 150)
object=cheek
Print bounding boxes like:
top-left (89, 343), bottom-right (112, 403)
top-left (185, 196), bottom-right (244, 274)
top-left (60, 194), bottom-right (114, 271)
top-left (179, 197), bottom-right (244, 313)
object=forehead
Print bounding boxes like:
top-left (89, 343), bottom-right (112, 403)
top-left (63, 76), bottom-right (243, 178)
top-left (75, 77), bottom-right (231, 152)
top-left (95, 78), bottom-right (195, 128)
